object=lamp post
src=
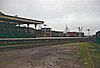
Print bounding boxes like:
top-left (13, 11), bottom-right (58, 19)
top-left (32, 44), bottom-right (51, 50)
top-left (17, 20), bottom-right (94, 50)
top-left (43, 24), bottom-right (47, 37)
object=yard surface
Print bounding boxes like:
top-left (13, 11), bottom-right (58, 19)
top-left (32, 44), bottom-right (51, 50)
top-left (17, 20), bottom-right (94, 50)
top-left (0, 43), bottom-right (83, 68)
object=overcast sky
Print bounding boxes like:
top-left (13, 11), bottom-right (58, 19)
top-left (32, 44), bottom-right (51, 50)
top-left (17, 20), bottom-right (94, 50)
top-left (0, 0), bottom-right (100, 35)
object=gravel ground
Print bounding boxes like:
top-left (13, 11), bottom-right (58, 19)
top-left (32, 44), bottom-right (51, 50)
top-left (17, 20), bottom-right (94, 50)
top-left (0, 43), bottom-right (83, 68)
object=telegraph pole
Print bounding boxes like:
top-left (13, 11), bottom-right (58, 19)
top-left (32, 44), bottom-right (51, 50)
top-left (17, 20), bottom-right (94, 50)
top-left (78, 27), bottom-right (83, 37)
top-left (65, 24), bottom-right (68, 36)
top-left (87, 29), bottom-right (90, 37)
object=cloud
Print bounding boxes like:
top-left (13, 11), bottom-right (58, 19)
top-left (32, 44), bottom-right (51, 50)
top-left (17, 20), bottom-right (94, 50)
top-left (0, 0), bottom-right (100, 35)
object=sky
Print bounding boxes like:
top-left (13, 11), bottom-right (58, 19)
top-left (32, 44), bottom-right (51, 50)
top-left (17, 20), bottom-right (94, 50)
top-left (0, 0), bottom-right (100, 35)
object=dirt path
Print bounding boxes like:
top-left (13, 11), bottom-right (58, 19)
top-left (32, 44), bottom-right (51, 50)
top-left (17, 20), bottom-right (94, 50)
top-left (0, 43), bottom-right (83, 68)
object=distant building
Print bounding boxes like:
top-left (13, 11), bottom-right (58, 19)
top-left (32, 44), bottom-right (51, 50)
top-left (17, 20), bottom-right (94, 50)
top-left (36, 28), bottom-right (64, 37)
top-left (36, 29), bottom-right (43, 37)
top-left (66, 32), bottom-right (84, 37)
top-left (51, 31), bottom-right (64, 37)
top-left (36, 28), bottom-right (52, 37)
top-left (41, 28), bottom-right (52, 37)
top-left (36, 29), bottom-right (84, 37)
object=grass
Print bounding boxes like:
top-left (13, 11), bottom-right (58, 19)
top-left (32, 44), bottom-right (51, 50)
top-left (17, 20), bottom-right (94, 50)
top-left (88, 43), bottom-right (100, 68)
top-left (77, 42), bottom-right (95, 68)
top-left (77, 42), bottom-right (100, 68)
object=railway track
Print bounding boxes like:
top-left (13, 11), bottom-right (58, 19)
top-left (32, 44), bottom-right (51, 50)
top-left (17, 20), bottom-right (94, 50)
top-left (86, 42), bottom-right (96, 68)
top-left (90, 42), bottom-right (100, 51)
top-left (86, 42), bottom-right (100, 68)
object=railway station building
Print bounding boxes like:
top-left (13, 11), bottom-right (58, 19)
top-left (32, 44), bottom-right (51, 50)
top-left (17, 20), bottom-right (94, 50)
top-left (66, 32), bottom-right (84, 37)
top-left (0, 12), bottom-right (44, 38)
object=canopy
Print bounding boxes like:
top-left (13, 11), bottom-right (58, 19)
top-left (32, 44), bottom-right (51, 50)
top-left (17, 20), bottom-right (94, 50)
top-left (0, 12), bottom-right (44, 25)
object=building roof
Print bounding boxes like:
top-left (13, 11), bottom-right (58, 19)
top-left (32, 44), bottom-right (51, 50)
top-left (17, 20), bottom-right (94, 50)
top-left (41, 27), bottom-right (52, 29)
top-left (67, 32), bottom-right (84, 34)
top-left (96, 31), bottom-right (100, 33)
top-left (0, 12), bottom-right (5, 15)
top-left (0, 12), bottom-right (44, 24)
